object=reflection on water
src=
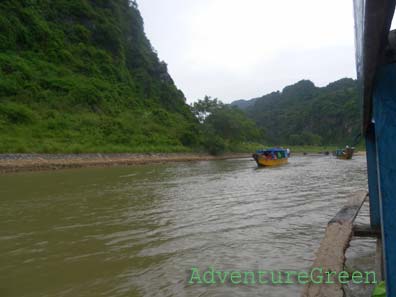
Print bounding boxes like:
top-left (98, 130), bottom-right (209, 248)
top-left (0, 156), bottom-right (373, 297)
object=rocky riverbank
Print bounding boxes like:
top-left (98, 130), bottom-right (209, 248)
top-left (0, 153), bottom-right (251, 174)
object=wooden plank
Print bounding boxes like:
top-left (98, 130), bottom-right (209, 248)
top-left (301, 191), bottom-right (368, 297)
top-left (328, 191), bottom-right (368, 225)
top-left (353, 224), bottom-right (381, 237)
top-left (373, 62), bottom-right (396, 297)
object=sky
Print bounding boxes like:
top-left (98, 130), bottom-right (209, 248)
top-left (138, 0), bottom-right (358, 103)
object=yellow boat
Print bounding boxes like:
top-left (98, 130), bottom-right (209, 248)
top-left (252, 148), bottom-right (289, 167)
top-left (334, 146), bottom-right (354, 160)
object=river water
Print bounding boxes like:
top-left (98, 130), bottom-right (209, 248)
top-left (0, 155), bottom-right (376, 297)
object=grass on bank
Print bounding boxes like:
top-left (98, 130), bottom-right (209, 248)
top-left (287, 145), bottom-right (337, 153)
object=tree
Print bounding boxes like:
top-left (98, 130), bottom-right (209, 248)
top-left (191, 96), bottom-right (264, 154)
top-left (191, 96), bottom-right (224, 123)
top-left (205, 106), bottom-right (261, 141)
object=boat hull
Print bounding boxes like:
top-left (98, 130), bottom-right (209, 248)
top-left (253, 155), bottom-right (288, 167)
top-left (336, 154), bottom-right (353, 160)
top-left (335, 148), bottom-right (354, 160)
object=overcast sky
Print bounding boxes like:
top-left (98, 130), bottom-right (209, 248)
top-left (138, 0), bottom-right (358, 103)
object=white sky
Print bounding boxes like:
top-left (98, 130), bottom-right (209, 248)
top-left (138, 0), bottom-right (358, 103)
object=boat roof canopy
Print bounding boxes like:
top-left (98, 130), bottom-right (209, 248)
top-left (354, 0), bottom-right (396, 134)
top-left (256, 148), bottom-right (287, 153)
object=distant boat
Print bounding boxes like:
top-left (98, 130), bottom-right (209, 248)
top-left (334, 146), bottom-right (354, 160)
top-left (252, 148), bottom-right (289, 167)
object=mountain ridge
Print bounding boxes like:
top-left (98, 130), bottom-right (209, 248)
top-left (230, 78), bottom-right (361, 145)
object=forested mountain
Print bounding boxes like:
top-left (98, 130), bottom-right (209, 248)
top-left (231, 78), bottom-right (361, 145)
top-left (0, 1), bottom-right (361, 153)
top-left (0, 0), bottom-right (198, 152)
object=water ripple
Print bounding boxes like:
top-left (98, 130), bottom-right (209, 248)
top-left (0, 156), bottom-right (370, 297)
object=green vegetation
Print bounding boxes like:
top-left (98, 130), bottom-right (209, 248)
top-left (285, 145), bottom-right (337, 153)
top-left (372, 281), bottom-right (386, 297)
top-left (0, 0), bottom-right (197, 153)
top-left (0, 0), bottom-right (268, 154)
top-left (0, 1), bottom-right (362, 154)
top-left (232, 79), bottom-right (361, 146)
top-left (191, 96), bottom-right (264, 155)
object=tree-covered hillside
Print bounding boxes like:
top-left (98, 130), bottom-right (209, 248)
top-left (0, 0), bottom-right (198, 152)
top-left (0, 0), bottom-right (362, 153)
top-left (231, 78), bottom-right (361, 146)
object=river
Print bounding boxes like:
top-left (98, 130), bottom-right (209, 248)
top-left (0, 155), bottom-right (376, 297)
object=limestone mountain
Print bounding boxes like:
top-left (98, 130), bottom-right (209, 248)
top-left (231, 78), bottom-right (361, 145)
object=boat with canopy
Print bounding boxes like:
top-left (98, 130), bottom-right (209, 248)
top-left (252, 148), bottom-right (289, 167)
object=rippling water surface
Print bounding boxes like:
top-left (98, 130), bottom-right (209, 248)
top-left (0, 155), bottom-right (375, 297)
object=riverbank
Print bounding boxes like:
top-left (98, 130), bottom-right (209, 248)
top-left (0, 153), bottom-right (251, 174)
top-left (0, 150), bottom-right (366, 174)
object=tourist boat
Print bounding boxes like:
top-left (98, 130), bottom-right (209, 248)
top-left (252, 148), bottom-right (289, 167)
top-left (334, 146), bottom-right (354, 160)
